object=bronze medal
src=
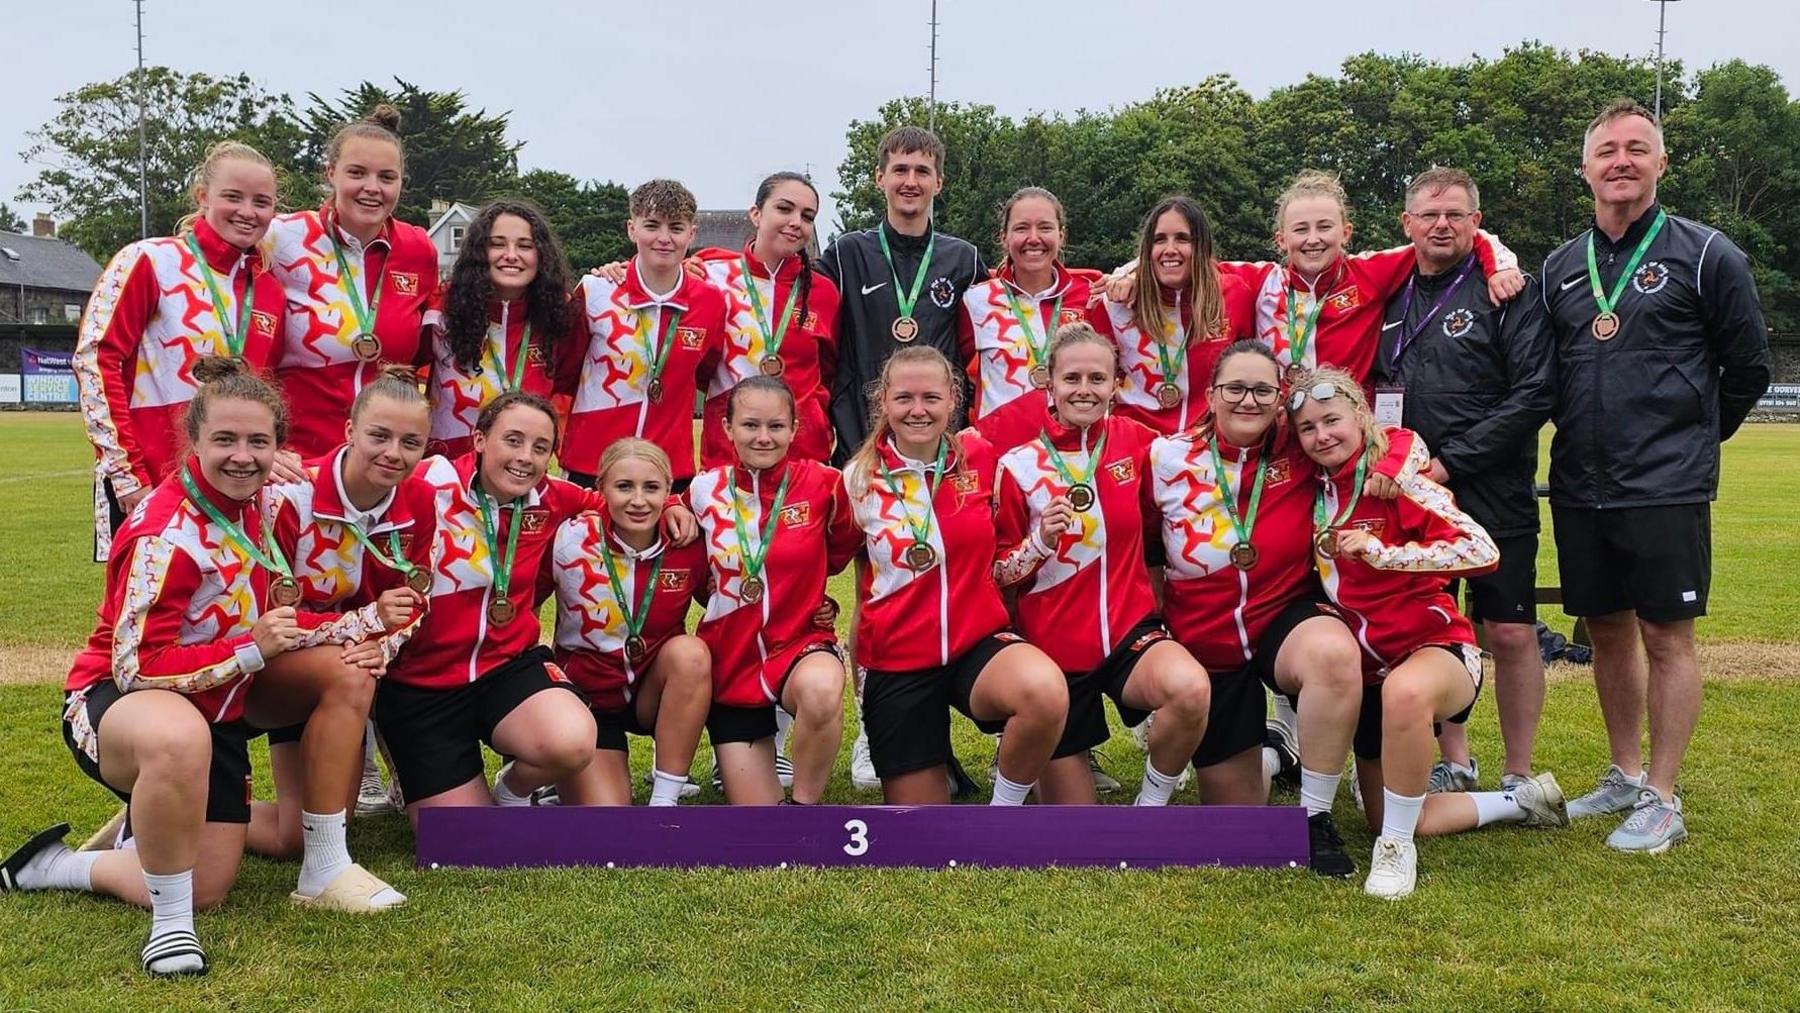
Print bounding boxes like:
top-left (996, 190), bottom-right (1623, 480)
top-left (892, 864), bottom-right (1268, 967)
top-left (740, 574), bottom-right (765, 605)
top-left (1591, 312), bottom-right (1620, 341)
top-left (405, 567), bottom-right (432, 594)
top-left (1285, 362), bottom-right (1307, 384)
top-left (1156, 382), bottom-right (1182, 410)
top-left (1314, 529), bottom-right (1338, 558)
top-left (269, 577), bottom-right (302, 608)
top-left (759, 354), bottom-right (786, 377)
top-left (1029, 365), bottom-right (1050, 389)
top-left (647, 378), bottom-right (665, 403)
top-left (1067, 483), bottom-right (1096, 512)
top-left (1230, 541), bottom-right (1259, 570)
top-left (625, 635), bottom-right (647, 663)
top-left (487, 596), bottom-right (516, 626)
top-left (903, 540), bottom-right (938, 572)
top-left (351, 334), bottom-right (382, 362)
top-left (891, 316), bottom-right (919, 343)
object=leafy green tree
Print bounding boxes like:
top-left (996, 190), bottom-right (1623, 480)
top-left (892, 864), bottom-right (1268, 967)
top-left (0, 203), bottom-right (26, 234)
top-left (505, 169), bottom-right (632, 272)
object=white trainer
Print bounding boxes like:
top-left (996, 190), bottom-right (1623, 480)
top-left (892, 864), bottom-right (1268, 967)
top-left (849, 726), bottom-right (880, 791)
top-left (1364, 836), bottom-right (1418, 900)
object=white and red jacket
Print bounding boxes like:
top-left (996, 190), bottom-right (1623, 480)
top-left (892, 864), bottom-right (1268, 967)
top-left (559, 261), bottom-right (726, 480)
top-left (266, 448), bottom-right (436, 662)
top-left (65, 460), bottom-right (381, 726)
top-left (383, 453), bottom-right (595, 691)
top-left (263, 205), bottom-right (439, 457)
top-left (1311, 430), bottom-right (1498, 678)
top-left (425, 297), bottom-right (566, 459)
top-left (848, 433), bottom-right (1010, 672)
top-left (1147, 424), bottom-right (1417, 673)
top-left (1224, 233), bottom-right (1514, 384)
top-left (967, 393), bottom-right (1052, 454)
top-left (1085, 271), bottom-right (1257, 434)
top-left (693, 245), bottom-right (841, 467)
top-left (994, 413), bottom-right (1159, 673)
top-left (685, 458), bottom-right (859, 707)
top-left (74, 218), bottom-right (285, 547)
top-left (544, 513), bottom-right (707, 713)
top-left (957, 263), bottom-right (1093, 421)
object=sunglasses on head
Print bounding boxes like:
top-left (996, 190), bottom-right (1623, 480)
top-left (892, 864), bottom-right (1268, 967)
top-left (1288, 382), bottom-right (1339, 412)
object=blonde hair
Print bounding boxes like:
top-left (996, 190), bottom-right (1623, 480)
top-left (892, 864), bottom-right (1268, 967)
top-left (1044, 321), bottom-right (1117, 376)
top-left (1283, 364), bottom-right (1388, 462)
top-left (176, 140), bottom-right (276, 236)
top-left (847, 346), bottom-right (970, 498)
top-left (1272, 170), bottom-right (1350, 234)
top-left (351, 363), bottom-right (427, 420)
top-left (599, 437), bottom-right (673, 486)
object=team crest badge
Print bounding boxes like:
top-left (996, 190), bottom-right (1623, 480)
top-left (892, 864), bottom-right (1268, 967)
top-left (250, 310), bottom-right (278, 336)
top-left (677, 327), bottom-right (705, 349)
top-left (394, 532), bottom-right (414, 553)
top-left (950, 472), bottom-right (979, 494)
top-left (528, 344), bottom-right (546, 364)
top-left (660, 569), bottom-right (691, 592)
top-left (929, 277), bottom-right (957, 309)
top-left (1057, 308), bottom-right (1085, 326)
top-left (1265, 458), bottom-right (1293, 485)
top-left (1348, 518), bottom-right (1386, 537)
top-left (520, 508), bottom-right (550, 534)
top-left (802, 311), bottom-right (821, 331)
top-left (390, 272), bottom-right (420, 295)
top-left (1104, 458), bottom-right (1136, 484)
top-left (1442, 308), bottom-right (1476, 338)
top-left (1326, 288), bottom-right (1361, 313)
top-left (779, 503), bottom-right (812, 527)
top-left (1633, 261), bottom-right (1670, 295)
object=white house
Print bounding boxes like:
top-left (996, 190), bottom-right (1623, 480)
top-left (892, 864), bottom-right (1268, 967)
top-left (425, 200), bottom-right (479, 276)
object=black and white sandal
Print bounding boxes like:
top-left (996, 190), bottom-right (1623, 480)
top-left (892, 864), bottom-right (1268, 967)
top-left (0, 822), bottom-right (70, 892)
top-left (141, 929), bottom-right (210, 978)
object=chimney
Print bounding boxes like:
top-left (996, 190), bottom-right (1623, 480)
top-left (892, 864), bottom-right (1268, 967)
top-left (429, 198), bottom-right (451, 219)
top-left (32, 213), bottom-right (54, 238)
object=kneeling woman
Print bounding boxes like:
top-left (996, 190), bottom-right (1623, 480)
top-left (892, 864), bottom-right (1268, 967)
top-left (686, 377), bottom-right (860, 803)
top-left (3, 358), bottom-right (401, 978)
top-left (549, 438), bottom-right (711, 805)
top-left (1289, 367), bottom-right (1566, 900)
top-left (845, 347), bottom-right (1069, 805)
top-left (993, 325), bottom-right (1211, 804)
top-left (376, 391), bottom-right (601, 815)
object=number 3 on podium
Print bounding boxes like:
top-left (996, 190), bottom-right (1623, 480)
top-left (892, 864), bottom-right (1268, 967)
top-left (842, 818), bottom-right (870, 857)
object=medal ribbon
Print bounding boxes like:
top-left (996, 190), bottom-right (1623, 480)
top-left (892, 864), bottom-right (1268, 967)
top-left (475, 487), bottom-right (524, 603)
top-left (1312, 453), bottom-right (1370, 540)
top-left (728, 467), bottom-right (794, 591)
top-left (1004, 288), bottom-right (1065, 372)
top-left (740, 257), bottom-right (801, 360)
top-left (329, 236), bottom-right (387, 338)
top-left (876, 224), bottom-right (937, 321)
top-left (343, 522), bottom-right (422, 586)
top-left (1585, 208), bottom-right (1668, 319)
top-left (1282, 285), bottom-right (1328, 369)
top-left (1208, 440), bottom-right (1269, 548)
top-left (1037, 429), bottom-right (1107, 498)
top-left (596, 529), bottom-right (665, 648)
top-left (637, 306), bottom-right (684, 391)
top-left (178, 463), bottom-right (293, 583)
top-left (1151, 299), bottom-right (1188, 392)
top-left (183, 234), bottom-right (253, 356)
top-left (876, 438), bottom-right (948, 550)
top-left (1390, 257), bottom-right (1477, 369)
top-left (484, 323), bottom-right (534, 392)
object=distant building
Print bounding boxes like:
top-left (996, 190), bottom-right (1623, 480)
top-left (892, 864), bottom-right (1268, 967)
top-left (0, 215), bottom-right (102, 325)
top-left (425, 199), bottom-right (479, 277)
top-left (693, 209), bottom-right (821, 259)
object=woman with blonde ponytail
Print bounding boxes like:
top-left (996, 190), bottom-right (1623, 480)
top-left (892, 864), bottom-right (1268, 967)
top-left (73, 141), bottom-right (287, 560)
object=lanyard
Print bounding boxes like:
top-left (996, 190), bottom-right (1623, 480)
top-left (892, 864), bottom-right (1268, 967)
top-left (1390, 258), bottom-right (1477, 368)
top-left (637, 307), bottom-right (683, 387)
top-left (876, 439), bottom-right (947, 547)
top-left (178, 464), bottom-right (291, 581)
top-left (1208, 440), bottom-right (1268, 546)
top-left (475, 487), bottom-right (524, 602)
top-left (1004, 288), bottom-right (1064, 371)
top-left (1283, 284), bottom-right (1328, 368)
top-left (342, 522), bottom-right (421, 583)
top-left (1586, 209), bottom-right (1668, 316)
top-left (596, 531), bottom-right (664, 646)
top-left (1037, 429), bottom-right (1106, 494)
top-left (330, 235), bottom-right (386, 335)
top-left (740, 258), bottom-right (801, 358)
top-left (876, 224), bottom-right (937, 319)
top-left (1313, 453), bottom-right (1370, 535)
top-left (183, 234), bottom-right (252, 356)
top-left (1152, 297), bottom-right (1188, 387)
top-left (728, 467), bottom-right (793, 587)
top-left (484, 323), bottom-right (533, 391)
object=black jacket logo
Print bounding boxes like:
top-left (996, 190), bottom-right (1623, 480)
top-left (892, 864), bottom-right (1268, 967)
top-left (1442, 308), bottom-right (1476, 338)
top-left (929, 277), bottom-right (957, 309)
top-left (1633, 262), bottom-right (1670, 295)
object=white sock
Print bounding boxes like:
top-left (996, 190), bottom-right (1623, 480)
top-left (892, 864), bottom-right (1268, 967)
top-left (1299, 767), bottom-right (1343, 816)
top-left (773, 707), bottom-right (794, 755)
top-left (1380, 788), bottom-right (1426, 843)
top-left (1471, 790), bottom-right (1528, 827)
top-left (296, 809), bottom-right (351, 896)
top-left (991, 772), bottom-right (1033, 806)
top-left (491, 764), bottom-right (531, 807)
top-left (141, 869), bottom-right (202, 975)
top-left (1261, 747), bottom-right (1282, 782)
top-left (1134, 760), bottom-right (1183, 807)
top-left (15, 844), bottom-right (98, 891)
top-left (649, 769), bottom-right (687, 807)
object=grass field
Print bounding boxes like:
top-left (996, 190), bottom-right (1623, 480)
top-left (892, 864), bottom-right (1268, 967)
top-left (2, 412), bottom-right (1797, 1010)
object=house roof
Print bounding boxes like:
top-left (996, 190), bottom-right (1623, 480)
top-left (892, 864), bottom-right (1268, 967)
top-left (0, 231), bottom-right (103, 294)
top-left (693, 210), bottom-right (820, 259)
top-left (425, 203), bottom-right (479, 239)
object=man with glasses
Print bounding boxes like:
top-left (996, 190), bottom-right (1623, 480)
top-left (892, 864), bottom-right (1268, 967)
top-left (1539, 101), bottom-right (1770, 852)
top-left (1372, 167), bottom-right (1555, 798)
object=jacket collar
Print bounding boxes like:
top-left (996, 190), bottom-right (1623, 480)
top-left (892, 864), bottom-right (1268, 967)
top-left (877, 434), bottom-right (957, 475)
top-left (1040, 410), bottom-right (1107, 451)
top-left (311, 447), bottom-right (409, 531)
top-left (1593, 201), bottom-right (1664, 254)
top-left (179, 455), bottom-right (256, 518)
top-left (454, 451), bottom-right (546, 508)
top-left (190, 216), bottom-right (265, 275)
top-left (1283, 256), bottom-right (1349, 297)
top-left (599, 512), bottom-right (666, 561)
top-left (739, 242), bottom-right (803, 285)
top-left (621, 258), bottom-right (692, 311)
top-left (996, 261), bottom-right (1071, 301)
top-left (318, 201), bottom-right (393, 255)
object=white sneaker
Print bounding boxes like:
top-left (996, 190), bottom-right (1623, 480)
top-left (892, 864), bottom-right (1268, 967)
top-left (1512, 772), bottom-right (1570, 828)
top-left (774, 752), bottom-right (795, 789)
top-left (849, 726), bottom-right (880, 791)
top-left (1130, 712), bottom-right (1153, 751)
top-left (355, 771), bottom-right (395, 816)
top-left (1363, 836), bottom-right (1418, 900)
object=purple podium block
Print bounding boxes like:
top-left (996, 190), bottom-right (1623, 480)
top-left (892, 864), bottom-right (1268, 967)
top-left (416, 805), bottom-right (1309, 870)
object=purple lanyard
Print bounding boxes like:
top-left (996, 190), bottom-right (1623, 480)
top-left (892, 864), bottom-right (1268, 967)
top-left (1390, 258), bottom-right (1476, 369)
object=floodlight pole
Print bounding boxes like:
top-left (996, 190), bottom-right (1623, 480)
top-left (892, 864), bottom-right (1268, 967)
top-left (927, 0), bottom-right (939, 133)
top-left (135, 0), bottom-right (148, 239)
top-left (1649, 0), bottom-right (1680, 118)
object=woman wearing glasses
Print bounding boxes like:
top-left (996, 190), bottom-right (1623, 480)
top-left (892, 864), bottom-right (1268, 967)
top-left (1145, 340), bottom-right (1417, 875)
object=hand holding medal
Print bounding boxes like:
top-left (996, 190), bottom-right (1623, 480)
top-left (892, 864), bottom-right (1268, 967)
top-left (374, 586), bottom-right (425, 629)
top-left (1037, 495), bottom-right (1076, 548)
top-left (1312, 452), bottom-right (1368, 561)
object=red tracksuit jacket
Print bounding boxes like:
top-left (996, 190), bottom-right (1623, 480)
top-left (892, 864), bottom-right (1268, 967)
top-left (424, 297), bottom-right (567, 459)
top-left (957, 263), bottom-right (1094, 421)
top-left (1310, 430), bottom-right (1498, 677)
top-left (686, 457), bottom-right (859, 707)
top-left (848, 433), bottom-right (1010, 672)
top-left (560, 261), bottom-right (727, 480)
top-left (263, 205), bottom-right (439, 457)
top-left (994, 413), bottom-right (1159, 673)
top-left (1085, 270), bottom-right (1257, 434)
top-left (694, 246), bottom-right (842, 467)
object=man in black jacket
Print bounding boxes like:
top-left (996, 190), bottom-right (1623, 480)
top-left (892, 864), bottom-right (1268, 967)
top-left (1374, 167), bottom-right (1555, 799)
top-left (1541, 100), bottom-right (1772, 852)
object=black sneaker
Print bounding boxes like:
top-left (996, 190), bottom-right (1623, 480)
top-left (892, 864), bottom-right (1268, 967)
top-left (1307, 812), bottom-right (1355, 878)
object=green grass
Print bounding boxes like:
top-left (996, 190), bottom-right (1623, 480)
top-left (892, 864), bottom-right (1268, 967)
top-left (2, 412), bottom-right (1798, 1009)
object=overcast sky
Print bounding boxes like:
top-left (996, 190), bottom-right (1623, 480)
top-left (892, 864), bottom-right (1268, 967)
top-left (5, 0), bottom-right (1794, 243)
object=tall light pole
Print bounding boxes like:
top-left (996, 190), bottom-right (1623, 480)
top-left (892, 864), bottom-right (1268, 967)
top-left (927, 0), bottom-right (939, 133)
top-left (134, 0), bottom-right (148, 239)
top-left (1648, 0), bottom-right (1680, 118)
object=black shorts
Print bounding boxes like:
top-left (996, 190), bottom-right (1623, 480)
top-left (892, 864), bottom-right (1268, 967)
top-left (1552, 503), bottom-right (1710, 622)
top-left (1451, 532), bottom-right (1537, 625)
top-left (593, 704), bottom-right (654, 752)
top-left (565, 469), bottom-right (691, 496)
top-left (61, 681), bottom-right (254, 824)
top-left (1352, 643), bottom-right (1485, 760)
top-left (707, 704), bottom-right (779, 746)
top-left (262, 722), bottom-right (306, 746)
top-left (1193, 595), bottom-right (1344, 769)
top-left (374, 645), bottom-right (584, 802)
top-left (862, 632), bottom-right (1025, 779)
top-left (1054, 617), bottom-right (1164, 759)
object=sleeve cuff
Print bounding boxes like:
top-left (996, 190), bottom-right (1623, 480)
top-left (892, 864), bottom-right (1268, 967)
top-left (233, 640), bottom-right (267, 674)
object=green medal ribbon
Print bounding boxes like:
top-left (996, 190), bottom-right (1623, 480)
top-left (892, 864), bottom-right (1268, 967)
top-left (329, 236), bottom-right (386, 336)
top-left (1208, 440), bottom-right (1269, 546)
top-left (740, 258), bottom-right (801, 359)
top-left (1313, 453), bottom-right (1370, 539)
top-left (1151, 305), bottom-right (1188, 390)
top-left (1004, 288), bottom-right (1064, 371)
top-left (1283, 285), bottom-right (1328, 369)
top-left (1585, 208), bottom-right (1668, 320)
top-left (184, 234), bottom-right (253, 356)
top-left (637, 307), bottom-right (684, 389)
top-left (876, 224), bottom-right (937, 321)
top-left (596, 529), bottom-right (665, 649)
top-left (484, 323), bottom-right (533, 392)
top-left (475, 487), bottom-right (524, 603)
top-left (728, 467), bottom-right (793, 589)
top-left (876, 438), bottom-right (948, 548)
top-left (178, 463), bottom-right (293, 581)
top-left (1037, 429), bottom-right (1107, 496)
top-left (342, 522), bottom-right (422, 585)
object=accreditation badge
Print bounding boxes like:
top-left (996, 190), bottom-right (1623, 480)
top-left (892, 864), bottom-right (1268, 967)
top-left (1373, 385), bottom-right (1405, 428)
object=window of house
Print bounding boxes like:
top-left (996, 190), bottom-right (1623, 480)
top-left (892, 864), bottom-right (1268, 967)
top-left (450, 226), bottom-right (465, 252)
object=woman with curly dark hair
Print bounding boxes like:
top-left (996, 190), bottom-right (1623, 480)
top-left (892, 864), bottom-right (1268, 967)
top-left (425, 199), bottom-right (580, 458)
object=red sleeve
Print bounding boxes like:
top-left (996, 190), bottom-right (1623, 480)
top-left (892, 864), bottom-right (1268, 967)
top-left (1348, 245), bottom-right (1420, 301)
top-left (693, 283), bottom-right (728, 387)
top-left (1369, 426), bottom-right (1425, 482)
top-left (823, 468), bottom-right (861, 574)
top-left (1215, 259), bottom-right (1278, 289)
top-left (993, 463), bottom-right (1033, 560)
top-left (553, 289), bottom-right (588, 395)
top-left (809, 272), bottom-right (840, 408)
top-left (111, 538), bottom-right (258, 694)
top-left (1084, 299), bottom-right (1115, 339)
top-left (1219, 271), bottom-right (1257, 339)
top-left (956, 300), bottom-right (978, 380)
top-left (1364, 476), bottom-right (1501, 578)
top-left (74, 248), bottom-right (160, 494)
